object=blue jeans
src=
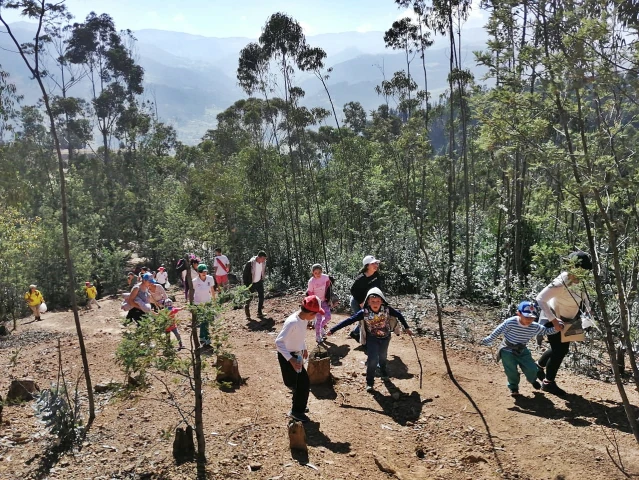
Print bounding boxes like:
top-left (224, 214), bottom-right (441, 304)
top-left (366, 335), bottom-right (391, 386)
top-left (501, 347), bottom-right (539, 391)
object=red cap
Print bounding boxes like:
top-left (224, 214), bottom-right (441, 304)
top-left (85, 282), bottom-right (90, 285)
top-left (302, 295), bottom-right (325, 314)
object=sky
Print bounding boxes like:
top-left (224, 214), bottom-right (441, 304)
top-left (1, 0), bottom-right (488, 38)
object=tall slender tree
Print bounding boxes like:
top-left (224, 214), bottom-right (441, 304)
top-left (0, 0), bottom-right (95, 425)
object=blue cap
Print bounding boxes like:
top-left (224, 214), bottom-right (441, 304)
top-left (142, 273), bottom-right (157, 283)
top-left (517, 301), bottom-right (536, 318)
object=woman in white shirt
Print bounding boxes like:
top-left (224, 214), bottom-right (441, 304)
top-left (535, 251), bottom-right (592, 396)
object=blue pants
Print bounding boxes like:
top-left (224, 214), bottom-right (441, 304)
top-left (501, 347), bottom-right (538, 391)
top-left (366, 335), bottom-right (391, 386)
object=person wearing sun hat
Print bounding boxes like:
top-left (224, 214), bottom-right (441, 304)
top-left (535, 250), bottom-right (593, 396)
top-left (347, 255), bottom-right (383, 344)
top-left (24, 284), bottom-right (45, 321)
top-left (155, 266), bottom-right (168, 289)
top-left (350, 255), bottom-right (382, 313)
top-left (480, 301), bottom-right (560, 397)
top-left (275, 295), bottom-right (324, 423)
top-left (328, 287), bottom-right (412, 392)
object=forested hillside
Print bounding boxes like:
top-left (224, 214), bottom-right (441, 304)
top-left (2, 0), bottom-right (639, 465)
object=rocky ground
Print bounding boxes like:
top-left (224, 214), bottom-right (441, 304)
top-left (1, 291), bottom-right (638, 480)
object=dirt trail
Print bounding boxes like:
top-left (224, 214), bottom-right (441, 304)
top-left (1, 293), bottom-right (638, 480)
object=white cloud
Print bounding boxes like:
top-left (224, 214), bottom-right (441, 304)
top-left (240, 15), bottom-right (247, 21)
top-left (172, 13), bottom-right (186, 23)
top-left (356, 23), bottom-right (373, 33)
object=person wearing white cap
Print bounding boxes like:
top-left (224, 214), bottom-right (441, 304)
top-left (349, 255), bottom-right (381, 314)
top-left (24, 284), bottom-right (45, 321)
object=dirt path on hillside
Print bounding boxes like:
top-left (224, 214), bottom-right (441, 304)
top-left (1, 293), bottom-right (638, 480)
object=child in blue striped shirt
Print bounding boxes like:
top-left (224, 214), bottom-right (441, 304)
top-left (481, 301), bottom-right (559, 397)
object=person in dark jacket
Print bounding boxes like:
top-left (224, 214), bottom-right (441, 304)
top-left (328, 287), bottom-right (412, 392)
top-left (350, 255), bottom-right (382, 312)
top-left (243, 250), bottom-right (267, 319)
top-left (349, 255), bottom-right (382, 341)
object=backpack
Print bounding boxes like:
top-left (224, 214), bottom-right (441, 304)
top-left (327, 275), bottom-right (338, 305)
top-left (176, 258), bottom-right (186, 273)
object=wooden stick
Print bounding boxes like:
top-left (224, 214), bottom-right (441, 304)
top-left (410, 335), bottom-right (423, 389)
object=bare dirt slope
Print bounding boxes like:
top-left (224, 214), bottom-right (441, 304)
top-left (1, 293), bottom-right (638, 480)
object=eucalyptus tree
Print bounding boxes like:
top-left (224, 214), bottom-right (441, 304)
top-left (426, 0), bottom-right (473, 292)
top-left (395, 0), bottom-right (434, 123)
top-left (384, 17), bottom-right (419, 119)
top-left (0, 65), bottom-right (22, 138)
top-left (43, 18), bottom-right (90, 165)
top-left (65, 12), bottom-right (144, 164)
top-left (238, 12), bottom-right (336, 279)
top-left (297, 45), bottom-right (340, 132)
top-left (342, 101), bottom-right (367, 135)
top-left (0, 0), bottom-right (95, 425)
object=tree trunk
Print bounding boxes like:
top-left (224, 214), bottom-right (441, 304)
top-left (173, 426), bottom-right (195, 464)
top-left (0, 10), bottom-right (97, 425)
top-left (185, 257), bottom-right (206, 478)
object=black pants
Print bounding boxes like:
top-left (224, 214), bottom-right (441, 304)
top-left (247, 280), bottom-right (264, 312)
top-left (126, 308), bottom-right (145, 325)
top-left (277, 352), bottom-right (309, 415)
top-left (537, 332), bottom-right (570, 381)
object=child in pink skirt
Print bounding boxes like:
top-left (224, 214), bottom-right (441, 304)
top-left (307, 264), bottom-right (333, 343)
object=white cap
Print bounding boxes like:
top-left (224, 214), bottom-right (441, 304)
top-left (362, 255), bottom-right (381, 267)
top-left (29, 284), bottom-right (37, 289)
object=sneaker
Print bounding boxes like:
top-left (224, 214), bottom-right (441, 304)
top-left (365, 385), bottom-right (374, 393)
top-left (536, 365), bottom-right (546, 381)
top-left (541, 381), bottom-right (566, 396)
top-left (380, 369), bottom-right (389, 381)
top-left (532, 380), bottom-right (541, 390)
top-left (288, 410), bottom-right (310, 423)
top-left (510, 390), bottom-right (521, 397)
top-left (177, 345), bottom-right (185, 351)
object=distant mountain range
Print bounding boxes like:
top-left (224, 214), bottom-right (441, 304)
top-left (2, 22), bottom-right (489, 144)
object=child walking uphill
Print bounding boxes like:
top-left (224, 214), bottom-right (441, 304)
top-left (163, 299), bottom-right (185, 350)
top-left (275, 295), bottom-right (325, 423)
top-left (306, 264), bottom-right (333, 344)
top-left (84, 282), bottom-right (101, 309)
top-left (328, 287), bottom-right (412, 392)
top-left (480, 301), bottom-right (560, 397)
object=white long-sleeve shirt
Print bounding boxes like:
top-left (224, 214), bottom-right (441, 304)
top-left (536, 272), bottom-right (590, 325)
top-left (275, 312), bottom-right (308, 361)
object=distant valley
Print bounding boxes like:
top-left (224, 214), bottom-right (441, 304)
top-left (2, 22), bottom-right (488, 144)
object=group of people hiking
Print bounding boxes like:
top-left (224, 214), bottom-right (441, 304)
top-left (276, 254), bottom-right (413, 422)
top-left (24, 247), bottom-right (594, 423)
top-left (276, 250), bottom-right (593, 422)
